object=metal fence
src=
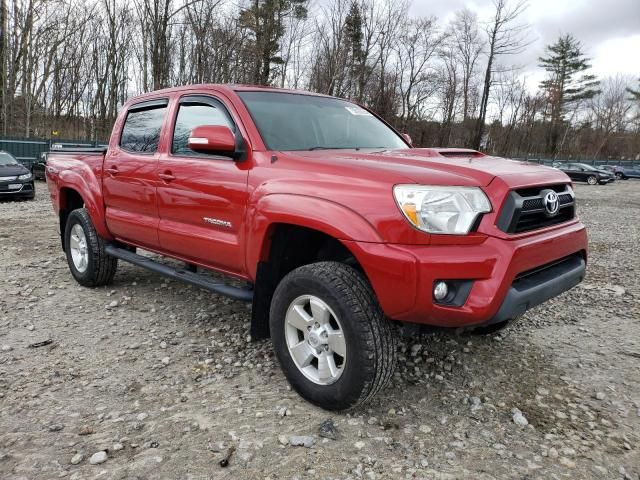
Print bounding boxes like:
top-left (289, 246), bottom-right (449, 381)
top-left (0, 136), bottom-right (105, 169)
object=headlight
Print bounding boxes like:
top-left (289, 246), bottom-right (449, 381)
top-left (393, 185), bottom-right (491, 235)
top-left (18, 173), bottom-right (32, 181)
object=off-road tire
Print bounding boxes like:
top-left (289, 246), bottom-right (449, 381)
top-left (64, 208), bottom-right (117, 287)
top-left (270, 261), bottom-right (397, 410)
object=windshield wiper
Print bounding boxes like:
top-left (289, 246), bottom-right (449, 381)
top-left (308, 146), bottom-right (388, 151)
top-left (308, 146), bottom-right (362, 151)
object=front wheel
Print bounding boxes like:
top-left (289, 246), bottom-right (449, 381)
top-left (270, 262), bottom-right (397, 410)
top-left (64, 208), bottom-right (118, 287)
top-left (615, 172), bottom-right (624, 180)
top-left (587, 175), bottom-right (598, 185)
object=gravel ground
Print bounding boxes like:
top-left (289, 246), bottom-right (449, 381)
top-left (0, 180), bottom-right (639, 480)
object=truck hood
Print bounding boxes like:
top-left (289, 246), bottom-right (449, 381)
top-left (289, 148), bottom-right (569, 187)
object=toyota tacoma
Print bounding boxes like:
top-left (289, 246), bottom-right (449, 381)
top-left (45, 85), bottom-right (587, 410)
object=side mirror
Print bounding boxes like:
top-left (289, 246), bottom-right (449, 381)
top-left (401, 133), bottom-right (413, 146)
top-left (188, 125), bottom-right (237, 157)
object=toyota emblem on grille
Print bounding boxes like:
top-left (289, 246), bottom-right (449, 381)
top-left (544, 191), bottom-right (560, 216)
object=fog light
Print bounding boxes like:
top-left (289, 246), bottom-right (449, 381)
top-left (433, 281), bottom-right (449, 301)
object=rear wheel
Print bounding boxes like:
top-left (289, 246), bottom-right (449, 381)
top-left (615, 172), bottom-right (624, 180)
top-left (64, 208), bottom-right (117, 287)
top-left (270, 262), bottom-right (397, 410)
top-left (587, 175), bottom-right (598, 185)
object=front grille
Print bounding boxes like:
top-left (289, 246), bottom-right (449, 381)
top-left (515, 184), bottom-right (566, 196)
top-left (511, 207), bottom-right (575, 233)
top-left (522, 198), bottom-right (543, 210)
top-left (497, 184), bottom-right (575, 234)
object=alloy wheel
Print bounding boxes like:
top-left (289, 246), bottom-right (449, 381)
top-left (69, 224), bottom-right (89, 273)
top-left (284, 295), bottom-right (346, 385)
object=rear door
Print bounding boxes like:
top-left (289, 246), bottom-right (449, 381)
top-left (102, 99), bottom-right (168, 248)
top-left (156, 94), bottom-right (250, 276)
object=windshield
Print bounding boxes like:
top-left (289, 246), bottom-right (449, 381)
top-left (0, 152), bottom-right (19, 166)
top-left (238, 91), bottom-right (409, 151)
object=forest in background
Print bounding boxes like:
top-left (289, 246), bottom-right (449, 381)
top-left (1, 0), bottom-right (639, 159)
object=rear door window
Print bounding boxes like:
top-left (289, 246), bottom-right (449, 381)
top-left (120, 102), bottom-right (168, 153)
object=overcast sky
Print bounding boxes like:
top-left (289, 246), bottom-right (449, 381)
top-left (410, 0), bottom-right (640, 90)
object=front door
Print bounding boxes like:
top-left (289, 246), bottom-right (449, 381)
top-left (156, 95), bottom-right (250, 276)
top-left (103, 99), bottom-right (168, 249)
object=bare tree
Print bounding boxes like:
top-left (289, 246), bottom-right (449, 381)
top-left (436, 42), bottom-right (460, 146)
top-left (395, 16), bottom-right (443, 130)
top-left (367, 0), bottom-right (406, 118)
top-left (471, 0), bottom-right (529, 150)
top-left (278, 6), bottom-right (312, 87)
top-left (491, 71), bottom-right (527, 153)
top-left (452, 8), bottom-right (483, 124)
top-left (588, 75), bottom-right (633, 157)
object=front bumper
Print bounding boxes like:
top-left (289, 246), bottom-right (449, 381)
top-left (485, 253), bottom-right (585, 325)
top-left (0, 181), bottom-right (35, 198)
top-left (345, 220), bottom-right (588, 327)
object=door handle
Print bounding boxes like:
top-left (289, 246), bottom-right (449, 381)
top-left (158, 172), bottom-right (176, 182)
top-left (105, 166), bottom-right (119, 175)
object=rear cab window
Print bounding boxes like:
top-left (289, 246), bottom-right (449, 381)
top-left (120, 99), bottom-right (169, 153)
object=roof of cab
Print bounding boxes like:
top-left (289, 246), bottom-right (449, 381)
top-left (124, 83), bottom-right (333, 106)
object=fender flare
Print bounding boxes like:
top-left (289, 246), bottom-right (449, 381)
top-left (246, 193), bottom-right (382, 278)
top-left (58, 170), bottom-right (112, 241)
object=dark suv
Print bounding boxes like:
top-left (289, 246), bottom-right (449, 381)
top-left (0, 151), bottom-right (35, 200)
top-left (553, 162), bottom-right (615, 185)
top-left (597, 164), bottom-right (640, 180)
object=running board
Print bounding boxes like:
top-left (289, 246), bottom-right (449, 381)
top-left (104, 245), bottom-right (253, 302)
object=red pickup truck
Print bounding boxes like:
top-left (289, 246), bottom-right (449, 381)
top-left (46, 84), bottom-right (587, 410)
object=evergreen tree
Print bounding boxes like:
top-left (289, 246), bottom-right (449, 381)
top-left (240, 0), bottom-right (307, 85)
top-left (344, 1), bottom-right (364, 99)
top-left (539, 34), bottom-right (599, 154)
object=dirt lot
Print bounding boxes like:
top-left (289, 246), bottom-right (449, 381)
top-left (1, 180), bottom-right (639, 480)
